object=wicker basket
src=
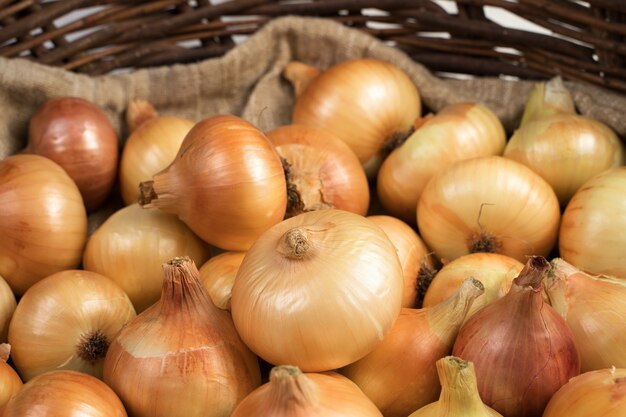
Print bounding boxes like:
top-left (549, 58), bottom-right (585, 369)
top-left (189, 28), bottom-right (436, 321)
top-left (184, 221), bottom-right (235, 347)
top-left (1, 0), bottom-right (624, 93)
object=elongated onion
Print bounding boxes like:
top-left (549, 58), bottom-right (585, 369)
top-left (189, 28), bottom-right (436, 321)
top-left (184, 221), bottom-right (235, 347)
top-left (284, 58), bottom-right (420, 165)
top-left (83, 203), bottom-right (210, 312)
top-left (546, 258), bottom-right (626, 371)
top-left (559, 167), bottom-right (626, 279)
top-left (198, 251), bottom-right (246, 310)
top-left (417, 156), bottom-right (560, 263)
top-left (231, 209), bottom-right (403, 372)
top-left (231, 365), bottom-right (383, 417)
top-left (0, 344), bottom-right (22, 410)
top-left (139, 114), bottom-right (287, 251)
top-left (2, 370), bottom-right (127, 417)
top-left (504, 77), bottom-right (625, 206)
top-left (103, 257), bottom-right (260, 417)
top-left (8, 269), bottom-right (136, 381)
top-left (543, 367), bottom-right (626, 417)
top-left (377, 102), bottom-right (506, 223)
top-left (367, 215), bottom-right (435, 308)
top-left (0, 154), bottom-right (87, 295)
top-left (26, 96), bottom-right (119, 211)
top-left (266, 124), bottom-right (369, 217)
top-left (0, 275), bottom-right (16, 342)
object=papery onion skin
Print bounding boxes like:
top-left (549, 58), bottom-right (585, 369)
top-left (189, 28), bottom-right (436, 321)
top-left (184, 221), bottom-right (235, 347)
top-left (452, 256), bottom-right (580, 417)
top-left (198, 251), bottom-right (246, 310)
top-left (103, 257), bottom-right (261, 417)
top-left (378, 102), bottom-right (506, 224)
top-left (289, 58), bottom-right (421, 164)
top-left (2, 369), bottom-right (127, 417)
top-left (119, 115), bottom-right (195, 205)
top-left (231, 209), bottom-right (404, 372)
top-left (140, 115), bottom-right (287, 251)
top-left (8, 269), bottom-right (136, 381)
top-left (546, 258), bottom-right (626, 371)
top-left (0, 154), bottom-right (88, 295)
top-left (266, 124), bottom-right (370, 217)
top-left (542, 368), bottom-right (626, 417)
top-left (559, 167), bottom-right (626, 279)
top-left (417, 156), bottom-right (560, 263)
top-left (231, 365), bottom-right (383, 417)
top-left (27, 96), bottom-right (119, 211)
top-left (83, 203), bottom-right (211, 313)
top-left (0, 276), bottom-right (16, 342)
top-left (0, 344), bottom-right (22, 410)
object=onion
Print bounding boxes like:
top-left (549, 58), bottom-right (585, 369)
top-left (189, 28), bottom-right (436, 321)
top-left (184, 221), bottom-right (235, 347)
top-left (0, 344), bottom-right (22, 410)
top-left (26, 96), bottom-right (119, 211)
top-left (198, 251), bottom-right (246, 310)
top-left (231, 209), bottom-right (404, 372)
top-left (0, 275), bottom-right (16, 342)
top-left (0, 154), bottom-right (87, 295)
top-left (452, 256), bottom-right (580, 417)
top-left (103, 257), bottom-right (261, 417)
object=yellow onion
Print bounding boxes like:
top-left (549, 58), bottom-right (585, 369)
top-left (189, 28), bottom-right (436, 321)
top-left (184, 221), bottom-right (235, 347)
top-left (408, 356), bottom-right (502, 417)
top-left (340, 278), bottom-right (484, 417)
top-left (198, 251), bottom-right (246, 310)
top-left (284, 58), bottom-right (421, 165)
top-left (0, 344), bottom-right (22, 410)
top-left (103, 257), bottom-right (261, 417)
top-left (83, 203), bottom-right (210, 312)
top-left (266, 124), bottom-right (369, 217)
top-left (125, 98), bottom-right (159, 132)
top-left (546, 258), bottom-right (626, 371)
top-left (0, 275), bottom-right (16, 342)
top-left (8, 269), bottom-right (136, 381)
top-left (423, 253), bottom-right (523, 320)
top-left (452, 256), bottom-right (580, 417)
top-left (417, 156), bottom-right (560, 263)
top-left (0, 154), bottom-right (87, 295)
top-left (367, 215), bottom-right (435, 308)
top-left (504, 77), bottom-right (625, 206)
top-left (231, 209), bottom-right (403, 372)
top-left (543, 367), bottom-right (626, 417)
top-left (231, 365), bottom-right (383, 417)
top-left (119, 111), bottom-right (195, 205)
top-left (2, 369), bottom-right (127, 417)
top-left (559, 167), bottom-right (626, 279)
top-left (377, 103), bottom-right (506, 224)
top-left (139, 114), bottom-right (287, 251)
top-left (26, 96), bottom-right (119, 211)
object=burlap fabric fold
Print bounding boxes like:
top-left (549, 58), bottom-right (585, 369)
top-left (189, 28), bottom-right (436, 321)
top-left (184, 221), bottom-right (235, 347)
top-left (1, 15), bottom-right (624, 159)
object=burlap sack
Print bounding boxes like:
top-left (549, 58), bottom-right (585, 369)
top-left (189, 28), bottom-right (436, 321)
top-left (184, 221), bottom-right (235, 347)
top-left (1, 15), bottom-right (625, 160)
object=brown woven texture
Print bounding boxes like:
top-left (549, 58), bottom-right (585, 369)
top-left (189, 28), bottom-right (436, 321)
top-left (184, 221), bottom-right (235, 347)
top-left (1, 15), bottom-right (625, 159)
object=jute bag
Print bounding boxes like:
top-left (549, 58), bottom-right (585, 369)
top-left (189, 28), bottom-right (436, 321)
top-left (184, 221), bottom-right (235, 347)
top-left (1, 15), bottom-right (625, 159)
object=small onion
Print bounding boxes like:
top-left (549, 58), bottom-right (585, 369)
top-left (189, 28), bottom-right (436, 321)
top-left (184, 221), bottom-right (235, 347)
top-left (231, 209), bottom-right (404, 372)
top-left (0, 154), bottom-right (87, 295)
top-left (2, 370), bottom-right (127, 417)
top-left (417, 156), bottom-right (560, 263)
top-left (0, 275), bottom-right (16, 342)
top-left (198, 251), bottom-right (246, 310)
top-left (83, 203), bottom-right (211, 312)
top-left (26, 96), bottom-right (119, 211)
top-left (0, 344), bottom-right (22, 410)
top-left (231, 365), bottom-right (383, 417)
top-left (8, 269), bottom-right (136, 381)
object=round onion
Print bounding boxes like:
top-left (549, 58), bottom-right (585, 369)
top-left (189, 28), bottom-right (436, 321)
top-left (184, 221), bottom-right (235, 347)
top-left (0, 275), bottom-right (16, 342)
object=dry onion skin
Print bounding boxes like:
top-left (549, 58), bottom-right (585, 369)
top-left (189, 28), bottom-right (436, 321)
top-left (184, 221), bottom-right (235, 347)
top-left (0, 344), bottom-right (22, 410)
top-left (83, 203), bottom-right (211, 313)
top-left (8, 269), bottom-right (136, 382)
top-left (0, 275), bottom-right (16, 342)
top-left (0, 154), bottom-right (88, 295)
top-left (139, 114), bottom-right (287, 251)
top-left (231, 365), bottom-right (383, 417)
top-left (2, 369), bottom-right (127, 417)
top-left (377, 102), bottom-right (506, 224)
top-left (119, 113), bottom-right (195, 205)
top-left (423, 253), bottom-right (523, 320)
top-left (231, 209), bottom-right (404, 372)
top-left (417, 156), bottom-right (560, 263)
top-left (504, 77), bottom-right (625, 206)
top-left (284, 58), bottom-right (421, 165)
top-left (542, 367), bottom-right (626, 417)
top-left (559, 167), bottom-right (626, 279)
top-left (266, 124), bottom-right (370, 217)
top-left (367, 214), bottom-right (435, 308)
top-left (198, 251), bottom-right (246, 310)
top-left (26, 96), bottom-right (119, 211)
top-left (103, 257), bottom-right (261, 417)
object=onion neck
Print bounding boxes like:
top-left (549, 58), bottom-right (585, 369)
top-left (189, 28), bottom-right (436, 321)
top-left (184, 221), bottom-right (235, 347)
top-left (0, 344), bottom-right (10, 362)
top-left (513, 256), bottom-right (549, 291)
top-left (267, 366), bottom-right (319, 413)
top-left (138, 169), bottom-right (181, 214)
top-left (520, 77), bottom-right (576, 125)
top-left (160, 257), bottom-right (214, 317)
top-left (283, 61), bottom-right (321, 97)
top-left (437, 357), bottom-right (489, 414)
top-left (126, 99), bottom-right (159, 132)
top-left (277, 228), bottom-right (311, 260)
